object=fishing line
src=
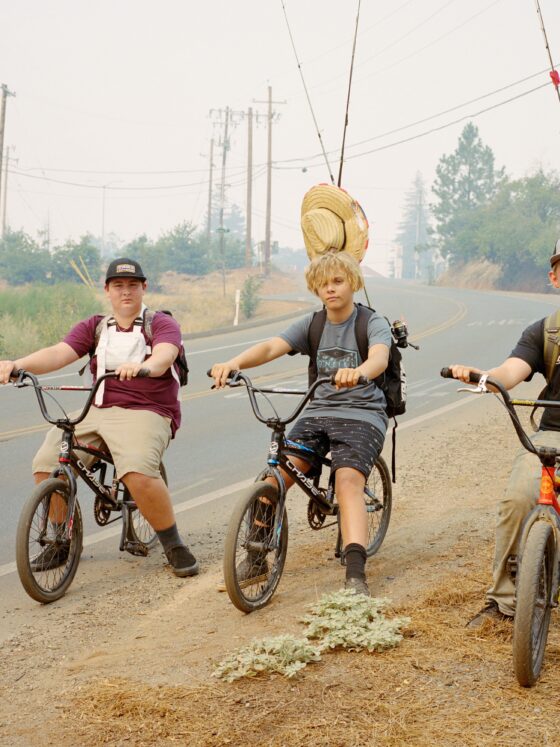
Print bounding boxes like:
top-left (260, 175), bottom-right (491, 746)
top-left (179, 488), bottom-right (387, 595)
top-left (338, 0), bottom-right (362, 187)
top-left (279, 0), bottom-right (335, 184)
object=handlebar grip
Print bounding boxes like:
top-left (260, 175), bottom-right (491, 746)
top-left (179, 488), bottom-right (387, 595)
top-left (137, 368), bottom-right (150, 378)
top-left (440, 367), bottom-right (483, 384)
top-left (357, 375), bottom-right (370, 385)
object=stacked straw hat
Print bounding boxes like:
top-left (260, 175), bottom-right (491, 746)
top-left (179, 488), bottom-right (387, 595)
top-left (301, 183), bottom-right (369, 263)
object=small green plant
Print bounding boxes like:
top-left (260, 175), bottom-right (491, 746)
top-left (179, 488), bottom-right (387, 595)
top-left (240, 275), bottom-right (262, 319)
top-left (302, 589), bottom-right (410, 653)
top-left (214, 590), bottom-right (410, 682)
top-left (214, 634), bottom-right (321, 683)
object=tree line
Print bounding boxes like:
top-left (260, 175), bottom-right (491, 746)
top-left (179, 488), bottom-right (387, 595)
top-left (398, 122), bottom-right (560, 290)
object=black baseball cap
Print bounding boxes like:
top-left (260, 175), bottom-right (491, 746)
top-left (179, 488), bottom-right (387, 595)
top-left (550, 239), bottom-right (560, 269)
top-left (105, 258), bottom-right (146, 283)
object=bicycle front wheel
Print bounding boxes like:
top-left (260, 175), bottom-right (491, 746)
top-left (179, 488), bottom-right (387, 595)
top-left (223, 481), bottom-right (288, 613)
top-left (365, 456), bottom-right (392, 557)
top-left (513, 521), bottom-right (556, 687)
top-left (124, 463), bottom-right (167, 549)
top-left (16, 478), bottom-right (83, 604)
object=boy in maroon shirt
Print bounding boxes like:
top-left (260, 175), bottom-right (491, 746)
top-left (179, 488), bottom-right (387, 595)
top-left (0, 258), bottom-right (198, 578)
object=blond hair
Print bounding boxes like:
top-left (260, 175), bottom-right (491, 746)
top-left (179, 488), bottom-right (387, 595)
top-left (305, 251), bottom-right (364, 295)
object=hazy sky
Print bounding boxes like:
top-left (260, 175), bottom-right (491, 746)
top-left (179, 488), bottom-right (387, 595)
top-left (2, 0), bottom-right (560, 273)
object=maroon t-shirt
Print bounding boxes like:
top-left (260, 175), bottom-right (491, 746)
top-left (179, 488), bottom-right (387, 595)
top-left (64, 312), bottom-right (182, 436)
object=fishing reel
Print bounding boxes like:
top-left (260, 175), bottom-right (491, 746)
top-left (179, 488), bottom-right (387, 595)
top-left (392, 319), bottom-right (419, 350)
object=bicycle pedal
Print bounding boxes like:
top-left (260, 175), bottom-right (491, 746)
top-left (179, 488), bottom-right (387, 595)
top-left (123, 541), bottom-right (149, 557)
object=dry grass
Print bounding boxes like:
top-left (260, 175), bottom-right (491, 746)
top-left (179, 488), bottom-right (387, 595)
top-left (56, 537), bottom-right (560, 747)
top-left (146, 268), bottom-right (310, 335)
top-left (437, 259), bottom-right (503, 290)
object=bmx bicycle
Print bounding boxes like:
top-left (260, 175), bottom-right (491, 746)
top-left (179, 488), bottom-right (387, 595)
top-left (12, 369), bottom-right (164, 604)
top-left (211, 370), bottom-right (392, 613)
top-left (441, 366), bottom-right (560, 687)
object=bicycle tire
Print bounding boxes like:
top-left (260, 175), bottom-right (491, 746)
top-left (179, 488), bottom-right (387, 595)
top-left (16, 478), bottom-right (83, 604)
top-left (223, 481), bottom-right (288, 613)
top-left (364, 456), bottom-right (392, 557)
top-left (124, 463), bottom-right (167, 549)
top-left (512, 521), bottom-right (555, 687)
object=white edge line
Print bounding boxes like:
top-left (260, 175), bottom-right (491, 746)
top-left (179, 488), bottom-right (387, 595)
top-left (0, 398), bottom-right (477, 579)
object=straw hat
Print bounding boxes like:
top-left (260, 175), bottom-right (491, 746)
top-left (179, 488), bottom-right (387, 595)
top-left (301, 183), bottom-right (369, 262)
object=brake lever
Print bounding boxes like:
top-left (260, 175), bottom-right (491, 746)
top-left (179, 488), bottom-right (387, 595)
top-left (456, 373), bottom-right (489, 394)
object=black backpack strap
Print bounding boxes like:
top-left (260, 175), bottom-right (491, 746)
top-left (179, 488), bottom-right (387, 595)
top-left (354, 303), bottom-right (373, 364)
top-left (307, 308), bottom-right (327, 386)
top-left (530, 311), bottom-right (560, 431)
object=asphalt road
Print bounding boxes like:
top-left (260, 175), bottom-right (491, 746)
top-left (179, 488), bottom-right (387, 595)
top-left (1, 277), bottom-right (558, 576)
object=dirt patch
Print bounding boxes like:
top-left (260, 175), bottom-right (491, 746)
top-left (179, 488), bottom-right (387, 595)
top-left (2, 393), bottom-right (559, 746)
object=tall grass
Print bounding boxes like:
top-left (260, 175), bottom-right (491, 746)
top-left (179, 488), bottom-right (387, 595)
top-left (0, 284), bottom-right (100, 357)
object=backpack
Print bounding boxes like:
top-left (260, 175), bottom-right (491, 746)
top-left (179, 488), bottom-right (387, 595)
top-left (82, 309), bottom-right (189, 386)
top-left (305, 303), bottom-right (415, 482)
top-left (530, 308), bottom-right (560, 430)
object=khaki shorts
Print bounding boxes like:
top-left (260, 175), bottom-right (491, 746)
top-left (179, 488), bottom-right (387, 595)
top-left (32, 406), bottom-right (172, 479)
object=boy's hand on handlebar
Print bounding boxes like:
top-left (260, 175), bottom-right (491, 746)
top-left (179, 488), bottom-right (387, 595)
top-left (447, 364), bottom-right (484, 383)
top-left (115, 362), bottom-right (150, 381)
top-left (210, 362), bottom-right (236, 389)
top-left (334, 367), bottom-right (367, 389)
top-left (0, 360), bottom-right (17, 385)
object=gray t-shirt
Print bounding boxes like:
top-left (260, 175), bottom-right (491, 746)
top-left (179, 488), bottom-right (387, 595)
top-left (279, 306), bottom-right (392, 435)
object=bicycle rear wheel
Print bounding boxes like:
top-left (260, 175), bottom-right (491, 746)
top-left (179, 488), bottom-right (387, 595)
top-left (124, 463), bottom-right (167, 549)
top-left (223, 481), bottom-right (288, 613)
top-left (365, 456), bottom-right (392, 557)
top-left (16, 478), bottom-right (83, 604)
top-left (512, 521), bottom-right (555, 687)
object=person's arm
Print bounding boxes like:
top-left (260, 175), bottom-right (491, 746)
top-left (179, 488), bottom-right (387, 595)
top-left (211, 337), bottom-right (292, 389)
top-left (115, 342), bottom-right (179, 380)
top-left (0, 343), bottom-right (79, 384)
top-left (449, 357), bottom-right (532, 390)
top-left (334, 343), bottom-right (390, 389)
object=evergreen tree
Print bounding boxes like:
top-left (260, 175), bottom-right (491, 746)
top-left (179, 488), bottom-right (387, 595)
top-left (395, 172), bottom-right (431, 280)
top-left (432, 122), bottom-right (504, 260)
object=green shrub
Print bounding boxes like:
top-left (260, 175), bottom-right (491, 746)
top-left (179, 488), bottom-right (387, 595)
top-left (0, 283), bottom-right (100, 355)
top-left (240, 275), bottom-right (262, 319)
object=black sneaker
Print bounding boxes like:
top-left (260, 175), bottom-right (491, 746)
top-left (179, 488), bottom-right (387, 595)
top-left (30, 543), bottom-right (70, 572)
top-left (165, 545), bottom-right (199, 578)
top-left (344, 576), bottom-right (371, 597)
top-left (466, 600), bottom-right (512, 629)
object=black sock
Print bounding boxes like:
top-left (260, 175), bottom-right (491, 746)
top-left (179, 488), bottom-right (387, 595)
top-left (344, 543), bottom-right (367, 581)
top-left (156, 523), bottom-right (184, 553)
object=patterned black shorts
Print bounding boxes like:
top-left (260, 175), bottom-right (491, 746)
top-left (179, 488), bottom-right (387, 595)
top-left (286, 416), bottom-right (384, 478)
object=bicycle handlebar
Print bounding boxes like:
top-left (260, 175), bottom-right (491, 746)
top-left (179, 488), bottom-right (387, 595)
top-left (13, 368), bottom-right (150, 428)
top-left (207, 369), bottom-right (371, 428)
top-left (440, 366), bottom-right (560, 461)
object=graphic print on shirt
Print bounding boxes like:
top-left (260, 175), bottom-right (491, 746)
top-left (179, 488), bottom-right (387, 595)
top-left (317, 347), bottom-right (359, 374)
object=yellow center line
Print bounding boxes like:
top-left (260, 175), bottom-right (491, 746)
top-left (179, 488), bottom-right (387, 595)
top-left (0, 300), bottom-right (467, 442)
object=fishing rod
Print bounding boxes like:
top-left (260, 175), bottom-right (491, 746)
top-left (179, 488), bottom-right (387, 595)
top-left (338, 0), bottom-right (362, 187)
top-left (534, 0), bottom-right (560, 104)
top-left (280, 0), bottom-right (335, 184)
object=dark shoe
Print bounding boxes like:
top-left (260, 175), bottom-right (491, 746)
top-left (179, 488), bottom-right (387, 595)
top-left (30, 543), bottom-right (70, 572)
top-left (466, 600), bottom-right (512, 629)
top-left (165, 545), bottom-right (199, 578)
top-left (344, 576), bottom-right (371, 597)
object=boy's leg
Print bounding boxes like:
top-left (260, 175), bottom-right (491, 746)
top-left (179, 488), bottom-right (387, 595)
top-left (327, 418), bottom-right (385, 596)
top-left (100, 407), bottom-right (198, 578)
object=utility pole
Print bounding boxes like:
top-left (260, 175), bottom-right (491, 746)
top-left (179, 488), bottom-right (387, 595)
top-left (245, 108), bottom-right (253, 268)
top-left (0, 84), bottom-right (16, 220)
top-left (1, 146), bottom-right (17, 239)
top-left (209, 107), bottom-right (244, 295)
top-left (253, 86), bottom-right (286, 276)
top-left (206, 137), bottom-right (214, 242)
